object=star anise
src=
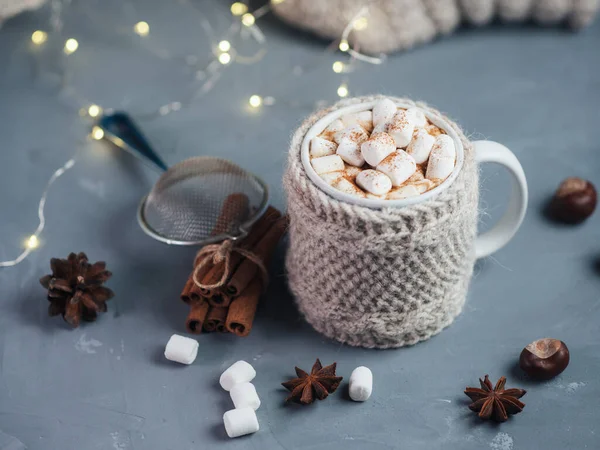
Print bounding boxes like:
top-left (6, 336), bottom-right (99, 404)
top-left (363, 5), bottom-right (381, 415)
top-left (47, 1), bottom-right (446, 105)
top-left (464, 375), bottom-right (526, 422)
top-left (281, 359), bottom-right (343, 405)
top-left (40, 252), bottom-right (114, 327)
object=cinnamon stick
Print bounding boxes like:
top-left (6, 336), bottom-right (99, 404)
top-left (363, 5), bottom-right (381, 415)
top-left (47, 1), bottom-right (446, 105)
top-left (189, 263), bottom-right (212, 302)
top-left (199, 206), bottom-right (282, 297)
top-left (208, 289), bottom-right (232, 307)
top-left (185, 301), bottom-right (210, 334)
top-left (203, 306), bottom-right (229, 333)
top-left (180, 277), bottom-right (194, 304)
top-left (213, 193), bottom-right (250, 236)
top-left (225, 278), bottom-right (262, 337)
top-left (226, 215), bottom-right (289, 297)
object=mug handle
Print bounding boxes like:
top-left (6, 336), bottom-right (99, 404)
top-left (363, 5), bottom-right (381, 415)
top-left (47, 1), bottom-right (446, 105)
top-left (472, 140), bottom-right (528, 259)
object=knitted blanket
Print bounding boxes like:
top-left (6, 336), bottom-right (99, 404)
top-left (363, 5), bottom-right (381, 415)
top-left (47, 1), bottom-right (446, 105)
top-left (0, 0), bottom-right (45, 24)
top-left (272, 0), bottom-right (599, 54)
top-left (283, 96), bottom-right (479, 348)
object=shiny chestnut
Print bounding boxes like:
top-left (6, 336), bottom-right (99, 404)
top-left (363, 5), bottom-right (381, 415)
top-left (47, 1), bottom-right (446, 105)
top-left (519, 338), bottom-right (570, 380)
top-left (549, 177), bottom-right (597, 224)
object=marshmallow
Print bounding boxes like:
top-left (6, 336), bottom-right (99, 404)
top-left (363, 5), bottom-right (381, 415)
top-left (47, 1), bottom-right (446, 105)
top-left (372, 98), bottom-right (397, 127)
top-left (333, 177), bottom-right (366, 198)
top-left (356, 170), bottom-right (392, 196)
top-left (310, 136), bottom-right (337, 158)
top-left (366, 193), bottom-right (386, 200)
top-left (311, 154), bottom-right (345, 174)
top-left (342, 111), bottom-right (374, 132)
top-left (336, 139), bottom-right (365, 167)
top-left (413, 179), bottom-right (436, 193)
top-left (324, 119), bottom-right (344, 134)
top-left (344, 164), bottom-right (363, 179)
top-left (387, 110), bottom-right (416, 148)
top-left (164, 334), bottom-right (199, 365)
top-left (361, 132), bottom-right (396, 167)
top-left (223, 407), bottom-right (259, 438)
top-left (407, 107), bottom-right (427, 128)
top-left (426, 135), bottom-right (456, 181)
top-left (372, 122), bottom-right (388, 135)
top-left (376, 151), bottom-right (417, 187)
top-left (230, 382), bottom-right (261, 410)
top-left (333, 124), bottom-right (369, 145)
top-left (406, 128), bottom-right (436, 164)
top-left (349, 366), bottom-right (373, 402)
top-left (387, 185), bottom-right (420, 199)
top-left (220, 361), bottom-right (256, 391)
top-left (319, 171), bottom-right (345, 185)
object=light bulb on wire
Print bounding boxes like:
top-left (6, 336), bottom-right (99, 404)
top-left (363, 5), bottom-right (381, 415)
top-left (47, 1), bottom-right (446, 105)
top-left (241, 13), bottom-right (255, 26)
top-left (26, 235), bottom-right (39, 249)
top-left (249, 95), bottom-right (262, 108)
top-left (230, 2), bottom-right (248, 16)
top-left (218, 40), bottom-right (231, 52)
top-left (31, 30), bottom-right (48, 45)
top-left (134, 21), bottom-right (150, 36)
top-left (218, 53), bottom-right (232, 65)
top-left (64, 38), bottom-right (79, 55)
top-left (337, 84), bottom-right (349, 98)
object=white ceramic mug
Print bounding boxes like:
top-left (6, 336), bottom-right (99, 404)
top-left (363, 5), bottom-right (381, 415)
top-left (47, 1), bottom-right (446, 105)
top-left (300, 100), bottom-right (528, 258)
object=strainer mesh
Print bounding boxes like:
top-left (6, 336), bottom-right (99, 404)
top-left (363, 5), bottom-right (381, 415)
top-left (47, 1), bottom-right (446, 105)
top-left (142, 157), bottom-right (267, 243)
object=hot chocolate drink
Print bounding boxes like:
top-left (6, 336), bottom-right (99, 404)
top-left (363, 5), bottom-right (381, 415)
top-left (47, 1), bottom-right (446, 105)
top-left (308, 98), bottom-right (456, 200)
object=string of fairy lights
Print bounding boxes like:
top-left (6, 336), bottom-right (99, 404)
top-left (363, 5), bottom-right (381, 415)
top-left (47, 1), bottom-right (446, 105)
top-left (0, 0), bottom-right (385, 268)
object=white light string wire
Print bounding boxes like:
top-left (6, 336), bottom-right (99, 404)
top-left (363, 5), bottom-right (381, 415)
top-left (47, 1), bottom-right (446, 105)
top-left (0, 155), bottom-right (77, 268)
top-left (3, 1), bottom-right (383, 268)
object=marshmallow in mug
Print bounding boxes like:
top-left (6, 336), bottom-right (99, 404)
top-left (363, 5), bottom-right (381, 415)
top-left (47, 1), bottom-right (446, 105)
top-left (309, 98), bottom-right (457, 201)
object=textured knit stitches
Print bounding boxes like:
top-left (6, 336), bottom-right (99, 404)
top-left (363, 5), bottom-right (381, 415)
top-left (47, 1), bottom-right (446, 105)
top-left (283, 96), bottom-right (479, 348)
top-left (272, 0), bottom-right (599, 55)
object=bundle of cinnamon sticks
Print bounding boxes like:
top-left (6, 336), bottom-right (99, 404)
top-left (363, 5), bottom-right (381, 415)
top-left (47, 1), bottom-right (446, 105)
top-left (180, 205), bottom-right (287, 337)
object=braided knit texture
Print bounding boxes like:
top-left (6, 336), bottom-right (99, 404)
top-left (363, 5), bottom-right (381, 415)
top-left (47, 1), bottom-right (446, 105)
top-left (272, 0), bottom-right (599, 55)
top-left (0, 0), bottom-right (45, 22)
top-left (283, 96), bottom-right (479, 348)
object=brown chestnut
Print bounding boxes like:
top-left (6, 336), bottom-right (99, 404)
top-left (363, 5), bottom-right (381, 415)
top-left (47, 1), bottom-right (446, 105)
top-left (519, 338), bottom-right (570, 380)
top-left (549, 177), bottom-right (597, 224)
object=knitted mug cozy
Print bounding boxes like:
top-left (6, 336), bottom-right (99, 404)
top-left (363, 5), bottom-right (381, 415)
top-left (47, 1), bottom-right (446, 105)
top-left (272, 0), bottom-right (599, 55)
top-left (283, 96), bottom-right (479, 348)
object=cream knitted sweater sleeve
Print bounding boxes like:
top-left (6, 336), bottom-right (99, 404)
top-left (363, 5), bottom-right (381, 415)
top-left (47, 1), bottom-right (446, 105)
top-left (272, 0), bottom-right (599, 55)
top-left (0, 0), bottom-right (45, 23)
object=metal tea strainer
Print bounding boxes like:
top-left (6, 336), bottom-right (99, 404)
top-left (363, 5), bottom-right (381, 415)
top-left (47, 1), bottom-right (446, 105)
top-left (97, 112), bottom-right (269, 246)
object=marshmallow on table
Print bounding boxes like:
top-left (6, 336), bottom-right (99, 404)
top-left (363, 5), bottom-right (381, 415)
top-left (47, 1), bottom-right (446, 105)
top-left (388, 110), bottom-right (416, 148)
top-left (311, 154), bottom-right (345, 174)
top-left (426, 135), bottom-right (456, 181)
top-left (310, 136), bottom-right (337, 158)
top-left (361, 132), bottom-right (396, 167)
top-left (349, 366), bottom-right (373, 402)
top-left (230, 382), bottom-right (261, 410)
top-left (337, 139), bottom-right (365, 167)
top-left (220, 361), bottom-right (256, 391)
top-left (223, 407), bottom-right (259, 438)
top-left (407, 128), bottom-right (436, 164)
top-left (356, 170), bottom-right (392, 196)
top-left (164, 334), bottom-right (199, 365)
top-left (407, 107), bottom-right (427, 128)
top-left (333, 177), bottom-right (366, 198)
top-left (376, 151), bottom-right (417, 186)
top-left (372, 98), bottom-right (397, 127)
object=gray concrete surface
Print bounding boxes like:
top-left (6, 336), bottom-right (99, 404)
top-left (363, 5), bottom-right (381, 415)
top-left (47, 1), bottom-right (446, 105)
top-left (0, 1), bottom-right (599, 449)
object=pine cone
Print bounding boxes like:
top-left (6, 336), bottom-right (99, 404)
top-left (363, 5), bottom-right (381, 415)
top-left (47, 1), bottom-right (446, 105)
top-left (40, 252), bottom-right (114, 327)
